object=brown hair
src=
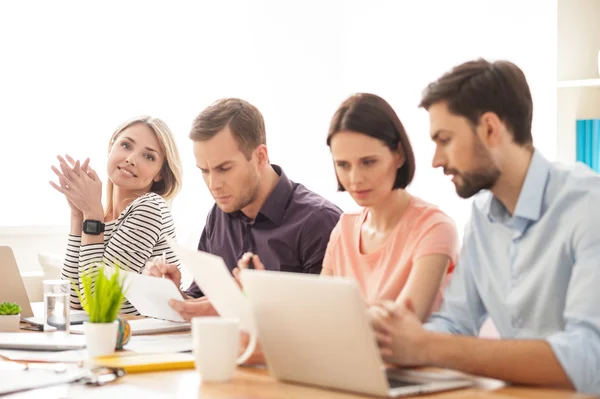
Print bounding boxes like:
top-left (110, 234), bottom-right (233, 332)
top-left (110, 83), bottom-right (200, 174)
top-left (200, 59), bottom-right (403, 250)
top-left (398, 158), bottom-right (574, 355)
top-left (189, 98), bottom-right (266, 159)
top-left (419, 58), bottom-right (533, 146)
top-left (327, 93), bottom-right (416, 191)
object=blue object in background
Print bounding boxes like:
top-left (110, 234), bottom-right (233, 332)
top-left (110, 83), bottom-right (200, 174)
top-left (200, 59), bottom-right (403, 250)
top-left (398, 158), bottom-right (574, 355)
top-left (576, 119), bottom-right (600, 172)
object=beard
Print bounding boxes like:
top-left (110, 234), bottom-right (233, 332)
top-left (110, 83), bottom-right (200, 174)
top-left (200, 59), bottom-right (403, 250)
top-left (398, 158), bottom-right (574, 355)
top-left (446, 137), bottom-right (501, 199)
top-left (230, 168), bottom-right (262, 212)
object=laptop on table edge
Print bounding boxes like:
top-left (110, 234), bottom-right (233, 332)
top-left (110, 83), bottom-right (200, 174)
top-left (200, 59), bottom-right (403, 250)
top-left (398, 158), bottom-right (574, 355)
top-left (241, 269), bottom-right (474, 397)
top-left (0, 246), bottom-right (88, 327)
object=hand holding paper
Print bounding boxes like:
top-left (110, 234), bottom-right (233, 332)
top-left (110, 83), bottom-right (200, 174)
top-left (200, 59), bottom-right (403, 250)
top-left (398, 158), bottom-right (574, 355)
top-left (119, 269), bottom-right (186, 322)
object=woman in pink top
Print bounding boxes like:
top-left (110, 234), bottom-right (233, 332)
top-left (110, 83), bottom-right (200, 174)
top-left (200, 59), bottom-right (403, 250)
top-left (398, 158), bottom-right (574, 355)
top-left (322, 93), bottom-right (459, 321)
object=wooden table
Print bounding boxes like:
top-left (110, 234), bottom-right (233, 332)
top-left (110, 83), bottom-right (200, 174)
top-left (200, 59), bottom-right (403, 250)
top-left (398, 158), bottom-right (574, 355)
top-left (3, 315), bottom-right (595, 398)
top-left (2, 363), bottom-right (594, 399)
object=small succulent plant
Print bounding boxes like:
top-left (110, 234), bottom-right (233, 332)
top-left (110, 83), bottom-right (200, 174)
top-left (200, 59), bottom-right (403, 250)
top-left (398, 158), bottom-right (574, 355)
top-left (0, 302), bottom-right (22, 316)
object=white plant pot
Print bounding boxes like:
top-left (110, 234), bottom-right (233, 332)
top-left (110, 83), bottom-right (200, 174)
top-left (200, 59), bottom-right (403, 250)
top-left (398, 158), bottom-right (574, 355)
top-left (84, 321), bottom-right (118, 357)
top-left (0, 314), bottom-right (20, 332)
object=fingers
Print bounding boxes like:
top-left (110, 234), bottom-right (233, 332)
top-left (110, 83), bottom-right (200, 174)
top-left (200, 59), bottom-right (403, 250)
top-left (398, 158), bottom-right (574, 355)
top-left (143, 262), bottom-right (162, 277)
top-left (72, 160), bottom-right (82, 178)
top-left (49, 181), bottom-right (67, 194)
top-left (81, 158), bottom-right (90, 174)
top-left (57, 155), bottom-right (93, 179)
top-left (369, 304), bottom-right (391, 320)
top-left (161, 263), bottom-right (180, 275)
top-left (153, 255), bottom-right (166, 268)
top-left (58, 160), bottom-right (73, 180)
top-left (86, 165), bottom-right (100, 182)
top-left (404, 298), bottom-right (415, 313)
top-left (371, 314), bottom-right (392, 336)
top-left (169, 298), bottom-right (216, 321)
top-left (51, 166), bottom-right (70, 187)
top-left (252, 254), bottom-right (265, 270)
top-left (168, 299), bottom-right (192, 322)
top-left (232, 267), bottom-right (243, 289)
top-left (237, 252), bottom-right (253, 270)
top-left (237, 253), bottom-right (265, 271)
top-left (380, 301), bottom-right (398, 316)
top-left (375, 330), bottom-right (393, 347)
top-left (65, 154), bottom-right (76, 166)
top-left (380, 347), bottom-right (394, 359)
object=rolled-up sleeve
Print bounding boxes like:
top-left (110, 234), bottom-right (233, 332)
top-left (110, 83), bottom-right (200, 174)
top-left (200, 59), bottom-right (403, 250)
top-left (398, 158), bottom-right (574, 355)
top-left (546, 199), bottom-right (600, 394)
top-left (425, 221), bottom-right (487, 336)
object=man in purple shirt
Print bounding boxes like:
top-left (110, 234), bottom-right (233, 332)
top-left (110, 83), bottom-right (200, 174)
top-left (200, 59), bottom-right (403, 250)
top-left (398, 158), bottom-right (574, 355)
top-left (147, 98), bottom-right (341, 319)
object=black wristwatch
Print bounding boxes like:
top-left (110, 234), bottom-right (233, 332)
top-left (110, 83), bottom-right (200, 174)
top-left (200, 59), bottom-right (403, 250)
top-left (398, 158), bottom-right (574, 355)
top-left (82, 219), bottom-right (106, 235)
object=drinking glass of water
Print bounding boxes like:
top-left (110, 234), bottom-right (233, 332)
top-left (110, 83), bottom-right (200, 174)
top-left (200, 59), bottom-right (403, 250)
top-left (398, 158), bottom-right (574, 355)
top-left (43, 280), bottom-right (70, 332)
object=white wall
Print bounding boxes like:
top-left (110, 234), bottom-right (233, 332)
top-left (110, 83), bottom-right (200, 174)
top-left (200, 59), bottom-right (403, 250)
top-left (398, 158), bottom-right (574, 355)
top-left (556, 0), bottom-right (600, 165)
top-left (0, 0), bottom-right (557, 273)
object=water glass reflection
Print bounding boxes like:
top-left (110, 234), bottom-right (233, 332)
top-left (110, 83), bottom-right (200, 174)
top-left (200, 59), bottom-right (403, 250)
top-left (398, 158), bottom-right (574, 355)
top-left (43, 280), bottom-right (70, 333)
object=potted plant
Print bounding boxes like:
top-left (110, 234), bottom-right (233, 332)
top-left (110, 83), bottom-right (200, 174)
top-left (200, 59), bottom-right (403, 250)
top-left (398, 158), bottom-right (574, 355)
top-left (72, 265), bottom-right (127, 357)
top-left (0, 302), bottom-right (22, 332)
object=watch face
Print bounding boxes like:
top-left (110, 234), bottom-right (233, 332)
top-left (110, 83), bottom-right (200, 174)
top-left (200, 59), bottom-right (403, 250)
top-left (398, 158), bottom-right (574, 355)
top-left (87, 221), bottom-right (99, 230)
top-left (83, 220), bottom-right (104, 235)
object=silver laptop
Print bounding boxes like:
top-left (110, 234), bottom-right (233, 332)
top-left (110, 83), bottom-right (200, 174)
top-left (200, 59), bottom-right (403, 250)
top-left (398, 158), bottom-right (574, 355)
top-left (0, 246), bottom-right (88, 327)
top-left (241, 270), bottom-right (474, 397)
top-left (0, 246), bottom-right (35, 318)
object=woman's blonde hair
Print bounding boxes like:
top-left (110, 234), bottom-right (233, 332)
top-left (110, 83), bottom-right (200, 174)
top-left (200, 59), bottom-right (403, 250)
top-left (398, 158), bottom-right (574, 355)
top-left (104, 116), bottom-right (183, 219)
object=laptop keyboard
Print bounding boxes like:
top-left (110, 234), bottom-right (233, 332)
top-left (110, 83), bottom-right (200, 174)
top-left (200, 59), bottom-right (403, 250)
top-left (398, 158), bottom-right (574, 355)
top-left (387, 377), bottom-right (424, 389)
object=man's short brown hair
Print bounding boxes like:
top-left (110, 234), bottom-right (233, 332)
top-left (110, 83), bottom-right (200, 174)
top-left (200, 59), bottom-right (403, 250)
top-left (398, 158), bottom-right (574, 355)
top-left (419, 58), bottom-right (533, 146)
top-left (189, 98), bottom-right (266, 158)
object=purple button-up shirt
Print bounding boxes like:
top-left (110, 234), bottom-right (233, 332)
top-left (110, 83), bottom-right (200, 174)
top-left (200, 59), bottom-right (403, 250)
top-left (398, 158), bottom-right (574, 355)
top-left (185, 165), bottom-right (342, 298)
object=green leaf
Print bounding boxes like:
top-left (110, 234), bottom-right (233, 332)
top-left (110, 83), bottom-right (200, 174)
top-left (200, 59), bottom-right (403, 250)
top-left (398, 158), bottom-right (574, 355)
top-left (0, 302), bottom-right (22, 315)
top-left (72, 262), bottom-right (127, 323)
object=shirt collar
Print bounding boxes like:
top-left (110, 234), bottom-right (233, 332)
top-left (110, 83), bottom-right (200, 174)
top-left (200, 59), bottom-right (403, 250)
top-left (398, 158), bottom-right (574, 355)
top-left (257, 164), bottom-right (292, 225)
top-left (227, 164), bottom-right (291, 226)
top-left (477, 149), bottom-right (551, 223)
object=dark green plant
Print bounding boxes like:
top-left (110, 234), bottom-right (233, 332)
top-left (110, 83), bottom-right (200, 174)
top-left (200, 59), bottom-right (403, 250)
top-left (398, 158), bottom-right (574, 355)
top-left (0, 302), bottom-right (22, 315)
top-left (72, 264), bottom-right (127, 323)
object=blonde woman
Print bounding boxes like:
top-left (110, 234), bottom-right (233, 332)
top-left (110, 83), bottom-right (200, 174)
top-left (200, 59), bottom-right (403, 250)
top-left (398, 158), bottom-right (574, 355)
top-left (51, 116), bottom-right (183, 314)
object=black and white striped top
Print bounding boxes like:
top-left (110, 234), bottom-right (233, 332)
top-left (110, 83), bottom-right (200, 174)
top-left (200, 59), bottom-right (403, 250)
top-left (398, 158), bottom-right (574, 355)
top-left (61, 192), bottom-right (181, 315)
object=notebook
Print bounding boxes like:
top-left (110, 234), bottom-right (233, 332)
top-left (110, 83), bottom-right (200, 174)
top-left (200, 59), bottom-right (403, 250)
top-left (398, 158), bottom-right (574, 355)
top-left (0, 366), bottom-right (89, 396)
top-left (89, 352), bottom-right (195, 373)
top-left (69, 318), bottom-right (190, 336)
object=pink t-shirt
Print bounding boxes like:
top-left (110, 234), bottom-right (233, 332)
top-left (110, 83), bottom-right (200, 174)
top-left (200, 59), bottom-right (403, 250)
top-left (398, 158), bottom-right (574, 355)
top-left (322, 196), bottom-right (459, 306)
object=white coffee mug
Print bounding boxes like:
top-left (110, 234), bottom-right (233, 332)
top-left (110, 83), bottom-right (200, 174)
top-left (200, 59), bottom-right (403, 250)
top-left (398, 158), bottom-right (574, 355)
top-left (191, 317), bottom-right (256, 382)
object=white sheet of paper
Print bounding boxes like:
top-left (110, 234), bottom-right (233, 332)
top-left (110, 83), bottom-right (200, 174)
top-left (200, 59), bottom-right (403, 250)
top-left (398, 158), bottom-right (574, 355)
top-left (168, 238), bottom-right (256, 334)
top-left (124, 333), bottom-right (193, 353)
top-left (70, 318), bottom-right (190, 335)
top-left (119, 269), bottom-right (185, 322)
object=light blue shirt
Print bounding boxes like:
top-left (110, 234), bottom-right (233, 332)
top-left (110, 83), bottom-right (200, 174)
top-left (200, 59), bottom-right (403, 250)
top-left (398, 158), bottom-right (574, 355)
top-left (425, 150), bottom-right (600, 394)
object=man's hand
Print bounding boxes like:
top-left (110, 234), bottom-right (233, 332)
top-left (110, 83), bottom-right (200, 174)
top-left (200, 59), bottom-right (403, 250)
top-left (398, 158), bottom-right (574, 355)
top-left (169, 297), bottom-right (218, 322)
top-left (370, 299), bottom-right (432, 367)
top-left (143, 258), bottom-right (182, 288)
top-left (232, 252), bottom-right (265, 289)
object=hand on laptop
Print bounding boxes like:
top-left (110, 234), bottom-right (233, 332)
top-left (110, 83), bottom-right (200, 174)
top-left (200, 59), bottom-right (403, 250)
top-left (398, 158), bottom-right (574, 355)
top-left (370, 299), bottom-right (431, 367)
top-left (232, 252), bottom-right (265, 289)
top-left (168, 297), bottom-right (218, 321)
top-left (143, 258), bottom-right (182, 288)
